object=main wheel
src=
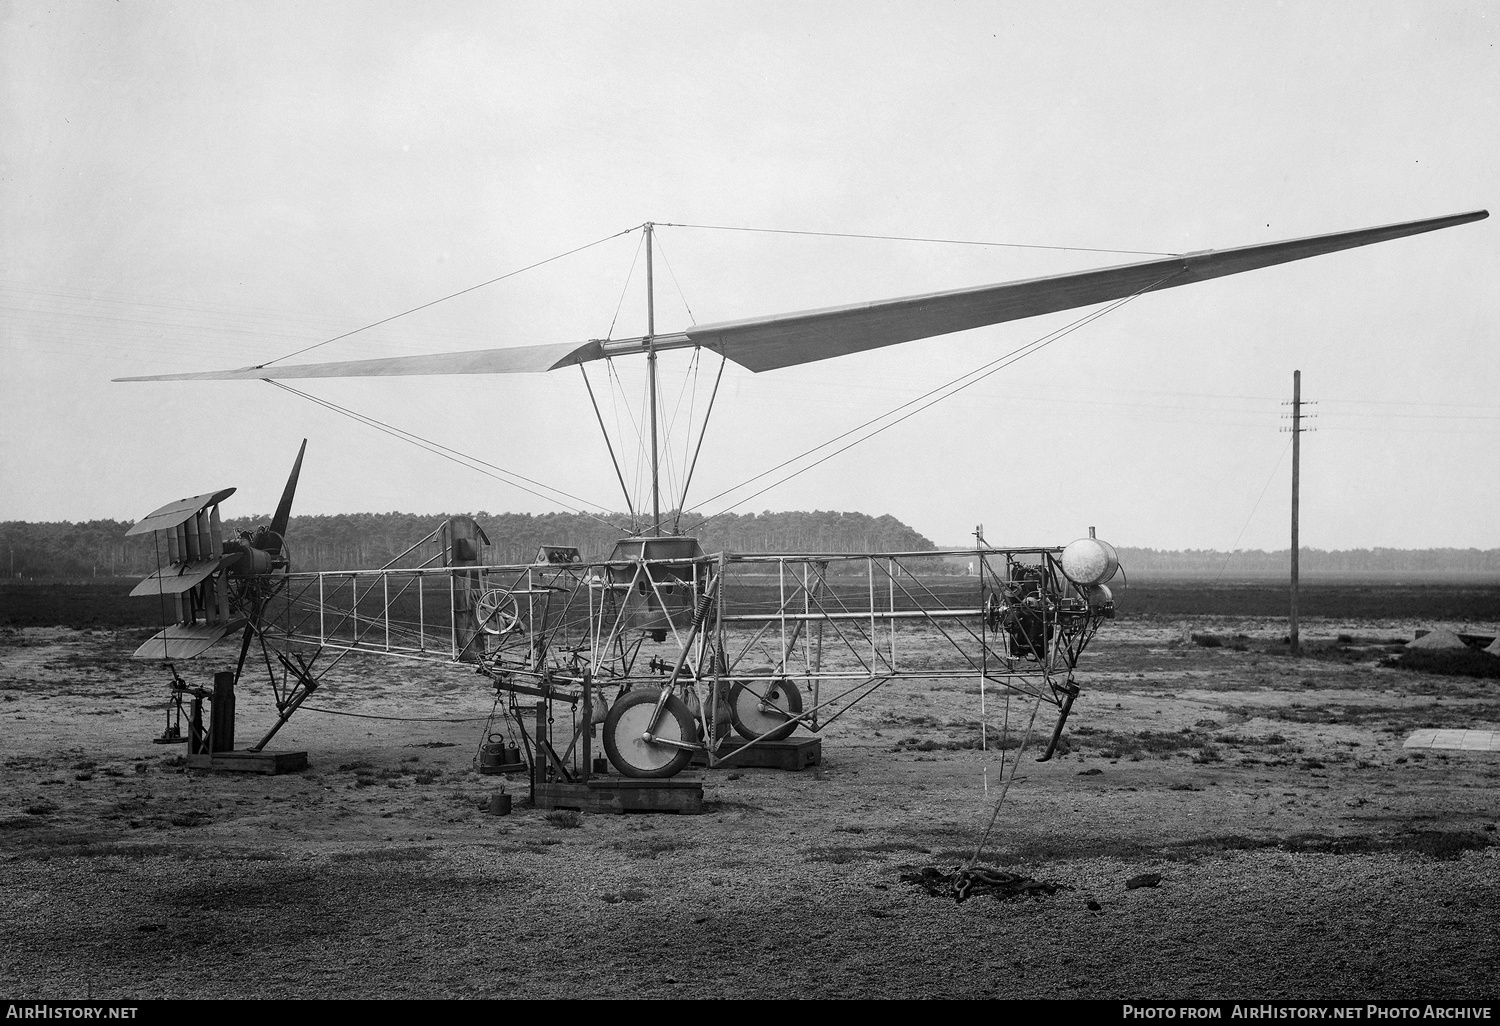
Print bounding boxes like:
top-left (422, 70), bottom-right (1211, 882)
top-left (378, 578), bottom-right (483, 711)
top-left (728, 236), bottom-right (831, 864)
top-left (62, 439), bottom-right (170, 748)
top-left (602, 688), bottom-right (698, 779)
top-left (729, 679), bottom-right (803, 742)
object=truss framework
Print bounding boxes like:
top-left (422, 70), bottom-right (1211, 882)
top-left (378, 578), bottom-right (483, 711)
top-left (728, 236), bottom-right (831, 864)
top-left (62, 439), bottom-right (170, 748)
top-left (249, 545), bottom-right (1112, 773)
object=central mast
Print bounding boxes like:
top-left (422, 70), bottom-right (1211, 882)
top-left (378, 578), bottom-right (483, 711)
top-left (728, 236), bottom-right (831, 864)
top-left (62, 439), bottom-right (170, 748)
top-left (646, 222), bottom-right (660, 536)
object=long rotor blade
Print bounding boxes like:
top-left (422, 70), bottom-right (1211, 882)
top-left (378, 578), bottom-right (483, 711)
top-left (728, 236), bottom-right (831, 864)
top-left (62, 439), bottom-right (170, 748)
top-left (686, 209), bottom-right (1489, 372)
top-left (112, 209), bottom-right (1486, 382)
top-left (113, 338), bottom-right (603, 382)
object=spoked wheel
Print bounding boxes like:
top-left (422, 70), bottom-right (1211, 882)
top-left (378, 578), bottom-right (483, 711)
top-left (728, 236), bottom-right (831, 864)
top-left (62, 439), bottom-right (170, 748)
top-left (474, 590), bottom-right (521, 635)
top-left (729, 679), bottom-right (803, 742)
top-left (602, 688), bottom-right (699, 779)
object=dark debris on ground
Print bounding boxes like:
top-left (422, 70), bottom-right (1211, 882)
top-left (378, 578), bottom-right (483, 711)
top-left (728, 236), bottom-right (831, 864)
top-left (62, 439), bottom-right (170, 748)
top-left (900, 865), bottom-right (1072, 903)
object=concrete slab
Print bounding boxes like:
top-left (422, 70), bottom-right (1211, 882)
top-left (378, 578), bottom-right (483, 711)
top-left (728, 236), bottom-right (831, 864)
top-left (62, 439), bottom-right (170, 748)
top-left (1404, 729), bottom-right (1500, 752)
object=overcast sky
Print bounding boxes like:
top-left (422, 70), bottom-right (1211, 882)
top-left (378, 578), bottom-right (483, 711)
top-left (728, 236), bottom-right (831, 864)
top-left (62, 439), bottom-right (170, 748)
top-left (2, 1), bottom-right (1495, 551)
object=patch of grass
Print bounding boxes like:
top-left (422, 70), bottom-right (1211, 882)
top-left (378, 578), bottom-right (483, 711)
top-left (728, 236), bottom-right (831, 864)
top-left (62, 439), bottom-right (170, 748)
top-left (610, 835), bottom-right (696, 858)
top-left (1384, 648), bottom-right (1500, 680)
top-left (545, 810), bottom-right (582, 829)
top-left (1073, 728), bottom-right (1214, 760)
top-left (324, 847), bottom-right (433, 863)
top-left (807, 840), bottom-right (931, 864)
top-left (1277, 831), bottom-right (1494, 860)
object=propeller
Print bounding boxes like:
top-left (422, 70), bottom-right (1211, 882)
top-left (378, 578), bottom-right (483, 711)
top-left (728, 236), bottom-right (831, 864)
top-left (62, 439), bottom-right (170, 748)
top-left (264, 438), bottom-right (307, 557)
top-left (232, 439), bottom-right (307, 573)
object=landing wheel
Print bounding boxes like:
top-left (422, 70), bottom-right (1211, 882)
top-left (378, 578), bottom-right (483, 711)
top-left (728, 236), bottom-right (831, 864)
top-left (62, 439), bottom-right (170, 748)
top-left (602, 688), bottom-right (698, 779)
top-left (729, 679), bottom-right (803, 742)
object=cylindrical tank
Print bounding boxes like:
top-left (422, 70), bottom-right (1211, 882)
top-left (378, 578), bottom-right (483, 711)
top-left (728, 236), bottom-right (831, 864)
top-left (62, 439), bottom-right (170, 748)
top-left (1061, 537), bottom-right (1119, 586)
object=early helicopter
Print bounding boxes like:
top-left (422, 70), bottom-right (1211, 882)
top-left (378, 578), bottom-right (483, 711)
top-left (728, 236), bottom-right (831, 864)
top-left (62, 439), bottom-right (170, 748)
top-left (116, 209), bottom-right (1486, 803)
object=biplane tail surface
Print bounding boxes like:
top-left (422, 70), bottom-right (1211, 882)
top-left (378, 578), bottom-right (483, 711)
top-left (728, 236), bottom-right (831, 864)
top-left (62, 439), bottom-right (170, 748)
top-left (127, 441), bottom-right (307, 660)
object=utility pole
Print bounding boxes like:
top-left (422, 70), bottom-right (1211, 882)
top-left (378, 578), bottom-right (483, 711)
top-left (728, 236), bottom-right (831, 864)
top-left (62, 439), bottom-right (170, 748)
top-left (1283, 370), bottom-right (1315, 654)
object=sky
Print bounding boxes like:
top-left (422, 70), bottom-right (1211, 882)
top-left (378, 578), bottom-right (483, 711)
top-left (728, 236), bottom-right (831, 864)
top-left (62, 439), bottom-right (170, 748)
top-left (2, 1), bottom-right (1496, 551)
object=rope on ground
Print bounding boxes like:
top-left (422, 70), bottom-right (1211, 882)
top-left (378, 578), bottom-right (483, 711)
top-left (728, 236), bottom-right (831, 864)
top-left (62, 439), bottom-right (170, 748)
top-left (295, 704), bottom-right (492, 723)
top-left (964, 693), bottom-right (1044, 872)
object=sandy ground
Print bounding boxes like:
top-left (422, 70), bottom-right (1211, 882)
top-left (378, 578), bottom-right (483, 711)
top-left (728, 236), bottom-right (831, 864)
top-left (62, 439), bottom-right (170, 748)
top-left (1, 618), bottom-right (1497, 1000)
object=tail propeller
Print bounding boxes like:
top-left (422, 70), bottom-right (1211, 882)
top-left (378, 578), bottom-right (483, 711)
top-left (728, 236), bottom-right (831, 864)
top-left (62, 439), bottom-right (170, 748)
top-left (266, 438), bottom-right (307, 554)
top-left (233, 439), bottom-right (307, 574)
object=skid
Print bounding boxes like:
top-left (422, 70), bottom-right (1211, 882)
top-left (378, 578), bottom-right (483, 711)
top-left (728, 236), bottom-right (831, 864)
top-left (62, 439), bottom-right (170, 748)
top-left (185, 750), bottom-right (308, 774)
top-left (692, 736), bottom-right (822, 771)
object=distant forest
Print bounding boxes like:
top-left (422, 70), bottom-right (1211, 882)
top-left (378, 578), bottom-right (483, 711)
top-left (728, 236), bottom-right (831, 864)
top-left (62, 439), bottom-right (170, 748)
top-left (0, 510), bottom-right (937, 578)
top-left (1115, 547), bottom-right (1500, 576)
top-left (4, 512), bottom-right (1499, 579)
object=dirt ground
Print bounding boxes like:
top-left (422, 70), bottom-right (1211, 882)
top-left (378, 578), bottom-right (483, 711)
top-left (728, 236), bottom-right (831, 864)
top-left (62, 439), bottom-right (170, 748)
top-left (1, 616), bottom-right (1497, 1001)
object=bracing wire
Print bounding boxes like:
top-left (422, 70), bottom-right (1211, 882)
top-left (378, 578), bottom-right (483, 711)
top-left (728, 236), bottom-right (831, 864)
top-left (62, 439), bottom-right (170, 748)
top-left (1211, 436), bottom-right (1294, 584)
top-left (265, 381), bottom-right (631, 534)
top-left (657, 221), bottom-right (1180, 258)
top-left (657, 346), bottom-right (702, 511)
top-left (262, 225), bottom-right (642, 367)
top-left (651, 229), bottom-right (697, 324)
top-left (675, 347), bottom-right (705, 509)
top-left (689, 269), bottom-right (1186, 527)
top-left (606, 230), bottom-right (647, 339)
top-left (677, 352), bottom-right (728, 524)
top-left (579, 363), bottom-right (635, 517)
top-left (604, 357), bottom-right (642, 534)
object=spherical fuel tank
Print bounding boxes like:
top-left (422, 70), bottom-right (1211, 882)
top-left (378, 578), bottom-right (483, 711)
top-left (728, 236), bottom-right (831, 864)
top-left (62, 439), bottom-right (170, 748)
top-left (1060, 537), bottom-right (1118, 586)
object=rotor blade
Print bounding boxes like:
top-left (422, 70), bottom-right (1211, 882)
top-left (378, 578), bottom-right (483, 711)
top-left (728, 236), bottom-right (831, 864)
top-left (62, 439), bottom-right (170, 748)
top-left (685, 209), bottom-right (1489, 372)
top-left (112, 209), bottom-right (1486, 383)
top-left (268, 438), bottom-right (307, 545)
top-left (112, 338), bottom-right (604, 382)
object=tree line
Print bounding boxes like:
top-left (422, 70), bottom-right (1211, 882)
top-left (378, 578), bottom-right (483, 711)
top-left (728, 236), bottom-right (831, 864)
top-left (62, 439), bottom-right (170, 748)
top-left (0, 509), bottom-right (937, 578)
top-left (1117, 546), bottom-right (1500, 575)
top-left (7, 513), bottom-right (1500, 579)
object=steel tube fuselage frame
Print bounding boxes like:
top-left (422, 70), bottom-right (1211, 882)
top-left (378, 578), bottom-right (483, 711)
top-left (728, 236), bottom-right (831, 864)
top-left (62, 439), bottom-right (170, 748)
top-left (252, 543), bottom-right (1111, 771)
